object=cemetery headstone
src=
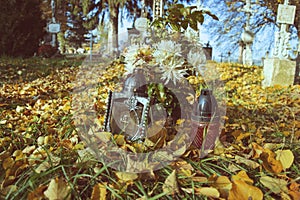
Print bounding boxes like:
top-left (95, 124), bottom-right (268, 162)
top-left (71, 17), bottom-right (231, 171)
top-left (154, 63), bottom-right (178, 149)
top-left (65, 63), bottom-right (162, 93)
top-left (203, 41), bottom-right (212, 60)
top-left (262, 0), bottom-right (296, 87)
top-left (238, 40), bottom-right (245, 64)
top-left (240, 0), bottom-right (254, 66)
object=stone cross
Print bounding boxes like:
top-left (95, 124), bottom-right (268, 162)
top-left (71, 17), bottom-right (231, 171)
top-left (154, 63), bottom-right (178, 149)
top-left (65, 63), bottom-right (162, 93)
top-left (50, 0), bottom-right (57, 47)
top-left (273, 0), bottom-right (296, 59)
top-left (153, 0), bottom-right (164, 21)
top-left (240, 0), bottom-right (255, 66)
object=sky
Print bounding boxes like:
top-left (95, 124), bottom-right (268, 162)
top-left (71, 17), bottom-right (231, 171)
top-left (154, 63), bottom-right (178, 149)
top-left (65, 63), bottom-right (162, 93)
top-left (114, 0), bottom-right (299, 65)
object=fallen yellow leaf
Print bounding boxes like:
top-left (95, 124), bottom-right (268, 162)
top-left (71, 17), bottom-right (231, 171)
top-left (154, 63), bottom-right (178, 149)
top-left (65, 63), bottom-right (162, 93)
top-left (210, 175), bottom-right (232, 198)
top-left (228, 180), bottom-right (263, 200)
top-left (275, 149), bottom-right (294, 170)
top-left (44, 177), bottom-right (71, 200)
top-left (91, 183), bottom-right (107, 200)
top-left (235, 155), bottom-right (260, 169)
top-left (162, 170), bottom-right (179, 195)
top-left (232, 171), bottom-right (254, 185)
top-left (195, 187), bottom-right (220, 198)
top-left (115, 172), bottom-right (138, 182)
top-left (260, 176), bottom-right (288, 194)
top-left (260, 149), bottom-right (283, 174)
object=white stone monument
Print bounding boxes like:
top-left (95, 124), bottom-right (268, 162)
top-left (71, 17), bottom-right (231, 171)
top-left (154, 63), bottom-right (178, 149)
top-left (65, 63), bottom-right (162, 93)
top-left (134, 17), bottom-right (150, 45)
top-left (152, 0), bottom-right (164, 21)
top-left (240, 0), bottom-right (254, 66)
top-left (262, 0), bottom-right (297, 87)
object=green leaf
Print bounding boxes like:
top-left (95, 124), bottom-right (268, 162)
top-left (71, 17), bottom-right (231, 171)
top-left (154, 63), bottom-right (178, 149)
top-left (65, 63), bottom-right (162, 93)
top-left (189, 20), bottom-right (198, 31)
top-left (170, 22), bottom-right (181, 32)
top-left (203, 10), bottom-right (219, 21)
top-left (181, 20), bottom-right (189, 30)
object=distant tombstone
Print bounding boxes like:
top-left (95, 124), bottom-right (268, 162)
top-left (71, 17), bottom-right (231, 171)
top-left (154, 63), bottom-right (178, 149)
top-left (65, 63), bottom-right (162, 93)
top-left (262, 58), bottom-right (296, 87)
top-left (127, 28), bottom-right (140, 45)
top-left (203, 42), bottom-right (212, 60)
top-left (135, 18), bottom-right (148, 32)
top-left (238, 40), bottom-right (245, 64)
top-left (128, 17), bottom-right (149, 45)
top-left (262, 0), bottom-right (297, 87)
top-left (241, 30), bottom-right (254, 66)
top-left (240, 0), bottom-right (255, 66)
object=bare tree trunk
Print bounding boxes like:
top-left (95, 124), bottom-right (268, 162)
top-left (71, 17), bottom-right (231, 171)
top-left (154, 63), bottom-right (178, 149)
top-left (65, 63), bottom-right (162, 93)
top-left (107, 4), bottom-right (119, 57)
top-left (294, 9), bottom-right (300, 84)
top-left (294, 29), bottom-right (300, 84)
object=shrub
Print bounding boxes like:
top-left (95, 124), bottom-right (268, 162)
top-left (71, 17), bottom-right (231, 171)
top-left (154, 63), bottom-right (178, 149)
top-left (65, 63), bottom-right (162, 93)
top-left (0, 0), bottom-right (45, 57)
top-left (38, 44), bottom-right (57, 58)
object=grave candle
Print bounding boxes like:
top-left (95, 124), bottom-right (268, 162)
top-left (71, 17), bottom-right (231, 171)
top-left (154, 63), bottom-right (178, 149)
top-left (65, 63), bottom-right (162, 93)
top-left (190, 89), bottom-right (220, 157)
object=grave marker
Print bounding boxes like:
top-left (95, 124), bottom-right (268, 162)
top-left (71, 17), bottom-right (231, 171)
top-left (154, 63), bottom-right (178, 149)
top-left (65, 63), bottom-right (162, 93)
top-left (262, 0), bottom-right (296, 87)
top-left (240, 0), bottom-right (255, 66)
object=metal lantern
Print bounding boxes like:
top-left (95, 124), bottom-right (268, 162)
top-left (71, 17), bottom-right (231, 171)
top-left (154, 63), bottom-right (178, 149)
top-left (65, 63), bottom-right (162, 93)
top-left (103, 68), bottom-right (150, 141)
top-left (190, 89), bottom-right (220, 157)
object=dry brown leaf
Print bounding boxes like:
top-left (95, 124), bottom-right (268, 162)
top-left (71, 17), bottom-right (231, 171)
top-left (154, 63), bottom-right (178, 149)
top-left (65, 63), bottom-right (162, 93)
top-left (281, 191), bottom-right (292, 200)
top-left (228, 180), bottom-right (263, 200)
top-left (35, 154), bottom-right (61, 174)
top-left (91, 183), bottom-right (107, 200)
top-left (251, 142), bottom-right (264, 159)
top-left (3, 157), bottom-right (14, 170)
top-left (94, 132), bottom-right (113, 143)
top-left (192, 176), bottom-right (208, 183)
top-left (148, 125), bottom-right (167, 149)
top-left (235, 155), bottom-right (260, 169)
top-left (260, 149), bottom-right (283, 174)
top-left (289, 190), bottom-right (300, 200)
top-left (210, 175), bottom-right (232, 198)
top-left (27, 185), bottom-right (47, 200)
top-left (44, 177), bottom-right (71, 200)
top-left (171, 159), bottom-right (194, 178)
top-left (289, 181), bottom-right (300, 195)
top-left (162, 170), bottom-right (179, 195)
top-left (114, 135), bottom-right (125, 146)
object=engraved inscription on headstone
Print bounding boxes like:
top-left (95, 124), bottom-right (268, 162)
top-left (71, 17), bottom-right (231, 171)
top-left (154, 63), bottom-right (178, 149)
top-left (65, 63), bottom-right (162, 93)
top-left (48, 23), bottom-right (60, 33)
top-left (273, 1), bottom-right (296, 59)
top-left (277, 4), bottom-right (296, 24)
top-left (262, 0), bottom-right (297, 87)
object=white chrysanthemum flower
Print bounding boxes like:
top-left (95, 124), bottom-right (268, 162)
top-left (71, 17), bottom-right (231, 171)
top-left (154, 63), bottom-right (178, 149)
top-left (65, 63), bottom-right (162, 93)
top-left (159, 57), bottom-right (187, 85)
top-left (123, 44), bottom-right (146, 74)
top-left (187, 48), bottom-right (207, 74)
top-left (153, 40), bottom-right (182, 64)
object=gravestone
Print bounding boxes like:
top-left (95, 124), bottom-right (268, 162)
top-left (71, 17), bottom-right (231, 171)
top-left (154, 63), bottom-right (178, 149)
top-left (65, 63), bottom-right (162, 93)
top-left (127, 17), bottom-right (150, 45)
top-left (240, 0), bottom-right (255, 66)
top-left (203, 42), bottom-right (212, 60)
top-left (238, 40), bottom-right (245, 64)
top-left (262, 0), bottom-right (297, 87)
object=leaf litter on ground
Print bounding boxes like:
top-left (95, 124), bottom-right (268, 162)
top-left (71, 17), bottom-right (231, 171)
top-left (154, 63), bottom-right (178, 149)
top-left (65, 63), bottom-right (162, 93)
top-left (0, 58), bottom-right (299, 199)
